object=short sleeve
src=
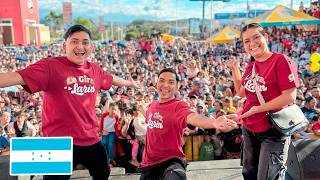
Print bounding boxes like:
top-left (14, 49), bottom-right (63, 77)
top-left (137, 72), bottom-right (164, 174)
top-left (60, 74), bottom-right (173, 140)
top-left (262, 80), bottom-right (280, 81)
top-left (100, 70), bottom-right (113, 90)
top-left (275, 55), bottom-right (299, 91)
top-left (175, 101), bottom-right (194, 129)
top-left (17, 59), bottom-right (49, 93)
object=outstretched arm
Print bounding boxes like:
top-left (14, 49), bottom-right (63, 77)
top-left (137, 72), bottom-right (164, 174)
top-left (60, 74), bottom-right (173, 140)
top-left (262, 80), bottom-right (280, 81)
top-left (186, 113), bottom-right (238, 132)
top-left (112, 75), bottom-right (140, 88)
top-left (0, 72), bottom-right (25, 87)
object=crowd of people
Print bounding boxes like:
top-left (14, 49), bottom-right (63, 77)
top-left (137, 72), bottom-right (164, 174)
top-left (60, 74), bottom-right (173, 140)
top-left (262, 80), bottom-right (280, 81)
top-left (0, 21), bottom-right (319, 175)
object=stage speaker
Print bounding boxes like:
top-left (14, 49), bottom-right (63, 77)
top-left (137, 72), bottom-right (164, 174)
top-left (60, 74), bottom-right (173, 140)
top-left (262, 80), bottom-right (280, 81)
top-left (286, 139), bottom-right (320, 180)
top-left (0, 155), bottom-right (18, 180)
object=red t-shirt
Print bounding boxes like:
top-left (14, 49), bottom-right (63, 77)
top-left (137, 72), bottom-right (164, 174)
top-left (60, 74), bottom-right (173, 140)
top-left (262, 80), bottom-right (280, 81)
top-left (140, 99), bottom-right (193, 168)
top-left (18, 57), bottom-right (113, 146)
top-left (313, 10), bottom-right (320, 19)
top-left (283, 39), bottom-right (292, 50)
top-left (241, 54), bottom-right (299, 132)
top-left (312, 122), bottom-right (320, 131)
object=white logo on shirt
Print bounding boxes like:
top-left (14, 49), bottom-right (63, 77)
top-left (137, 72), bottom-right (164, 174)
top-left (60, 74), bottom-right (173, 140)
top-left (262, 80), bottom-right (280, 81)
top-left (288, 74), bottom-right (295, 82)
top-left (64, 75), bottom-right (95, 96)
top-left (147, 112), bottom-right (163, 129)
top-left (244, 75), bottom-right (267, 93)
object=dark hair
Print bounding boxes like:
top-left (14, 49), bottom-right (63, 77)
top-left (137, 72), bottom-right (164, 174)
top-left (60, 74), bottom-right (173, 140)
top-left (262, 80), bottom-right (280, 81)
top-left (305, 96), bottom-right (315, 103)
top-left (240, 23), bottom-right (265, 39)
top-left (241, 23), bottom-right (266, 62)
top-left (109, 102), bottom-right (118, 108)
top-left (158, 68), bottom-right (180, 83)
top-left (64, 25), bottom-right (92, 40)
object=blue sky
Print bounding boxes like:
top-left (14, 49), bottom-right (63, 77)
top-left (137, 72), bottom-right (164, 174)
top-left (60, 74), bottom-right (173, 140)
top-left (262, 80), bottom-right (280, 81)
top-left (39, 0), bottom-right (312, 23)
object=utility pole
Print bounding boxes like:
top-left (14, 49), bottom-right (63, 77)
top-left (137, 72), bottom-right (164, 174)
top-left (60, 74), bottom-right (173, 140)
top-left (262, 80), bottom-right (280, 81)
top-left (190, 0), bottom-right (231, 39)
top-left (175, 0), bottom-right (178, 35)
top-left (200, 0), bottom-right (206, 39)
top-left (210, 0), bottom-right (213, 37)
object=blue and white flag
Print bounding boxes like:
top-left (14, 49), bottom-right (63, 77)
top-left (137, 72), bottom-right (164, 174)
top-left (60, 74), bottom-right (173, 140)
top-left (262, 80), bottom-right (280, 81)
top-left (10, 137), bottom-right (73, 175)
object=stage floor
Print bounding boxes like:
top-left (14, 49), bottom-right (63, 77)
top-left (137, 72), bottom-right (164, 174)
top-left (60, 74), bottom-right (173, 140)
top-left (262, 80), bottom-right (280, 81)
top-left (68, 159), bottom-right (243, 180)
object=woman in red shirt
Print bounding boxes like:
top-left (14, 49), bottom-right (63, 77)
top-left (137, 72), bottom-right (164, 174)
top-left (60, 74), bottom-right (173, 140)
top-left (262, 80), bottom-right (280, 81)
top-left (228, 23), bottom-right (299, 180)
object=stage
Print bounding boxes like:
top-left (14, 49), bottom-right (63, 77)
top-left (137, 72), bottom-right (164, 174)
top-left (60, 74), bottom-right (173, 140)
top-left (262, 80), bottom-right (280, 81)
top-left (70, 159), bottom-right (243, 180)
top-left (1, 155), bottom-right (243, 180)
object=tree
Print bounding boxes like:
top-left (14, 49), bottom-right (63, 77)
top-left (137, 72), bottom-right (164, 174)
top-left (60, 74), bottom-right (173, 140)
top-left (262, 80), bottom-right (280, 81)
top-left (125, 31), bottom-right (139, 41)
top-left (73, 17), bottom-right (95, 32)
top-left (73, 17), bottom-right (101, 40)
top-left (44, 11), bottom-right (63, 38)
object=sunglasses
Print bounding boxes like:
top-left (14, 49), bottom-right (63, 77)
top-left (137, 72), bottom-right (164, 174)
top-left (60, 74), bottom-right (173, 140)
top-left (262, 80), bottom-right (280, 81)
top-left (241, 23), bottom-right (262, 31)
top-left (241, 23), bottom-right (265, 36)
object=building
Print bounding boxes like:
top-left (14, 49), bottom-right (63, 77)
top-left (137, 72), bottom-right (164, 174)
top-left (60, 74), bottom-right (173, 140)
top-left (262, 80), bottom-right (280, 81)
top-left (0, 0), bottom-right (42, 46)
top-left (63, 2), bottom-right (72, 31)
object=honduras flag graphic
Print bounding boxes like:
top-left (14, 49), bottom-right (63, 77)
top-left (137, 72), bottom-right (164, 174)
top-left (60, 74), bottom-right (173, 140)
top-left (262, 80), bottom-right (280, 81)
top-left (10, 137), bottom-right (73, 175)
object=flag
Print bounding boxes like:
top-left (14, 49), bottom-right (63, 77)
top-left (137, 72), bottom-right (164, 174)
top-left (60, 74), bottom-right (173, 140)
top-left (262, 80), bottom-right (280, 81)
top-left (10, 137), bottom-right (73, 175)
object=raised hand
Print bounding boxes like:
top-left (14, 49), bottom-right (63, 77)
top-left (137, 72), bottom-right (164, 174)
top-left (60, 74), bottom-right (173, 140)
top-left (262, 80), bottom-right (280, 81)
top-left (226, 56), bottom-right (240, 69)
top-left (122, 113), bottom-right (132, 124)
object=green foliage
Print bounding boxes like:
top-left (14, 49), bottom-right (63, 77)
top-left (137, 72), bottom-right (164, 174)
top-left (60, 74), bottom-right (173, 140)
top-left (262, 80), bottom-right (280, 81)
top-left (73, 17), bottom-right (95, 32)
top-left (126, 20), bottom-right (170, 38)
top-left (125, 31), bottom-right (139, 41)
top-left (44, 11), bottom-right (63, 38)
top-left (73, 17), bottom-right (102, 40)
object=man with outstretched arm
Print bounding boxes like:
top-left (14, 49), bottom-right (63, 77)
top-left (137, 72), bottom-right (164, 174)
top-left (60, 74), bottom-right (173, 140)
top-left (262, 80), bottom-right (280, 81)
top-left (0, 25), bottom-right (139, 180)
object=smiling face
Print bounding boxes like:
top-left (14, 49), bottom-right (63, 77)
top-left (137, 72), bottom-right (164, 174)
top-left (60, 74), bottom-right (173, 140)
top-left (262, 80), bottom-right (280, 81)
top-left (63, 31), bottom-right (93, 65)
top-left (242, 26), bottom-right (271, 61)
top-left (156, 72), bottom-right (179, 103)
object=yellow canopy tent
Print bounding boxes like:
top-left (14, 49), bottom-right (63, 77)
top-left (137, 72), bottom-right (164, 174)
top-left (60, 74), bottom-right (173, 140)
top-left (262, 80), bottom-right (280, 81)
top-left (249, 5), bottom-right (320, 26)
top-left (162, 33), bottom-right (175, 43)
top-left (208, 26), bottom-right (240, 44)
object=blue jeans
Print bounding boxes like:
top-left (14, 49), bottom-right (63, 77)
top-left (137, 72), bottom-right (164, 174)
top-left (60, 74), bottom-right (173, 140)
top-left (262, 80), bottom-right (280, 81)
top-left (0, 135), bottom-right (9, 151)
top-left (242, 128), bottom-right (291, 180)
top-left (101, 132), bottom-right (116, 163)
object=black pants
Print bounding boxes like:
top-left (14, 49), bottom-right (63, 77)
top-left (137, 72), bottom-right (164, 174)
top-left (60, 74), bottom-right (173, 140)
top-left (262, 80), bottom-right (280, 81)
top-left (140, 158), bottom-right (187, 180)
top-left (242, 128), bottom-right (290, 180)
top-left (43, 142), bottom-right (110, 180)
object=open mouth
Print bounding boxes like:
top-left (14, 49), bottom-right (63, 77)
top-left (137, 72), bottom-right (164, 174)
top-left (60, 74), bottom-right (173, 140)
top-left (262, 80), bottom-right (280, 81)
top-left (160, 89), bottom-right (170, 94)
top-left (250, 46), bottom-right (260, 51)
top-left (74, 52), bottom-right (85, 56)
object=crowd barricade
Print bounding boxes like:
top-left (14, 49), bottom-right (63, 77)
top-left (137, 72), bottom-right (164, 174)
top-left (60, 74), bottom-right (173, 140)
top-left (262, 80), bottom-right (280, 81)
top-left (183, 135), bottom-right (204, 161)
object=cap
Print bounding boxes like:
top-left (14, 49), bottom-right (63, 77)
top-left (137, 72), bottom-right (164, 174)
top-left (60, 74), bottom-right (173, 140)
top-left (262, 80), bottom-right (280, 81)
top-left (196, 102), bottom-right (206, 109)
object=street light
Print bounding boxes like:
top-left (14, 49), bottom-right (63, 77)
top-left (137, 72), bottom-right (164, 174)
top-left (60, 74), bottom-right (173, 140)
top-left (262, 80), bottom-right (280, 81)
top-left (190, 0), bottom-right (231, 39)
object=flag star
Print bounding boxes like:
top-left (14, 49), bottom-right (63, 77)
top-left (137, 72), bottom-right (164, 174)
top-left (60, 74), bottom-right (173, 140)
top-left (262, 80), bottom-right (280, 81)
top-left (40, 154), bottom-right (43, 158)
top-left (48, 158), bottom-right (51, 161)
top-left (32, 158), bottom-right (34, 161)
